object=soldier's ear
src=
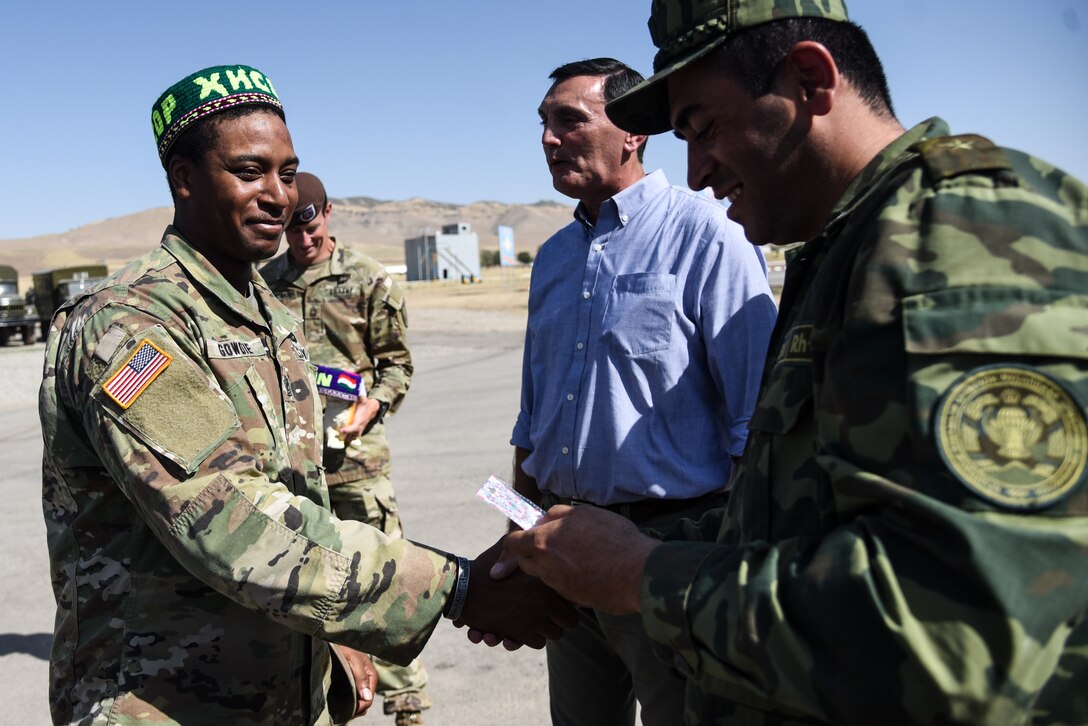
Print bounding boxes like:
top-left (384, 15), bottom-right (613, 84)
top-left (169, 156), bottom-right (195, 200)
top-left (780, 41), bottom-right (838, 117)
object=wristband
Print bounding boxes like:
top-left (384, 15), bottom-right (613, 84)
top-left (443, 556), bottom-right (470, 620)
top-left (360, 400), bottom-right (390, 437)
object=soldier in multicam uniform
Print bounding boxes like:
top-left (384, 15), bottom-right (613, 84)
top-left (504, 1), bottom-right (1088, 724)
top-left (261, 172), bottom-right (433, 726)
top-left (39, 63), bottom-right (575, 726)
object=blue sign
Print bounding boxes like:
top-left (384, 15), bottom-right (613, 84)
top-left (498, 225), bottom-right (516, 266)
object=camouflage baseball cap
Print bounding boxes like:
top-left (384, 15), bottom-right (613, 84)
top-left (606, 0), bottom-right (850, 134)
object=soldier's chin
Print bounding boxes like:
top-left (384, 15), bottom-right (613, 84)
top-left (244, 236), bottom-right (284, 261)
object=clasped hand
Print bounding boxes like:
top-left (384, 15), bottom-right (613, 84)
top-left (453, 538), bottom-right (578, 650)
top-left (456, 505), bottom-right (660, 648)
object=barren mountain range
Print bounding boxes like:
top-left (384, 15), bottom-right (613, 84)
top-left (0, 196), bottom-right (576, 287)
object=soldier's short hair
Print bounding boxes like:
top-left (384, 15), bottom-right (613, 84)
top-left (164, 105), bottom-right (286, 200)
top-left (714, 18), bottom-right (895, 118)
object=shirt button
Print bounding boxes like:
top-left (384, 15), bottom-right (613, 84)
top-left (566, 393), bottom-right (574, 401)
top-left (594, 244), bottom-right (603, 251)
top-left (583, 291), bottom-right (591, 299)
top-left (620, 214), bottom-right (628, 223)
top-left (561, 447), bottom-right (570, 455)
top-left (576, 342), bottom-right (584, 350)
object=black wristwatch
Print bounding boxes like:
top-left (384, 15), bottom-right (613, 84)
top-left (361, 399), bottom-right (390, 436)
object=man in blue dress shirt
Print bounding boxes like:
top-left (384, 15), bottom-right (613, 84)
top-left (508, 57), bottom-right (778, 726)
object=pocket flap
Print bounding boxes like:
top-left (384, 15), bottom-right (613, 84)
top-left (903, 287), bottom-right (1088, 359)
top-left (613, 272), bottom-right (675, 294)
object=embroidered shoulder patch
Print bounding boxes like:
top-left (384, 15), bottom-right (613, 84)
top-left (102, 338), bottom-right (173, 409)
top-left (936, 364), bottom-right (1087, 509)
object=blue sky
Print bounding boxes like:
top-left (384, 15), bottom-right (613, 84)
top-left (2, 0), bottom-right (1085, 240)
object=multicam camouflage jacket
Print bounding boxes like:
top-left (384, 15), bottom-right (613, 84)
top-left (260, 243), bottom-right (411, 485)
top-left (640, 119), bottom-right (1088, 725)
top-left (39, 229), bottom-right (453, 725)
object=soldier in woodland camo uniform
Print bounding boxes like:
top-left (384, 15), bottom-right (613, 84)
top-left (261, 173), bottom-right (433, 726)
top-left (40, 64), bottom-right (575, 726)
top-left (504, 2), bottom-right (1088, 724)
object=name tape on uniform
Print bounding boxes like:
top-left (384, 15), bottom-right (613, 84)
top-left (205, 337), bottom-right (269, 359)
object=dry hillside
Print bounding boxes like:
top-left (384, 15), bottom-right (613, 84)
top-left (0, 197), bottom-right (575, 288)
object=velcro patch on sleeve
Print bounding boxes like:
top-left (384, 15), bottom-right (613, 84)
top-left (95, 326), bottom-right (240, 473)
top-left (102, 338), bottom-right (173, 409)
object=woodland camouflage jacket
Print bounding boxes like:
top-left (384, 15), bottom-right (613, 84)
top-left (641, 119), bottom-right (1088, 725)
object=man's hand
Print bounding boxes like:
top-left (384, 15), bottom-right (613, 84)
top-left (331, 644), bottom-right (378, 717)
top-left (338, 397), bottom-right (382, 442)
top-left (501, 505), bottom-right (659, 615)
top-left (454, 537), bottom-right (578, 649)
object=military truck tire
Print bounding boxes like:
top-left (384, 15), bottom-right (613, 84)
top-left (0, 329), bottom-right (10, 347)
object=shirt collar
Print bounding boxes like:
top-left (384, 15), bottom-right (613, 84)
top-left (298, 253), bottom-right (333, 286)
top-left (324, 238), bottom-right (346, 276)
top-left (573, 169), bottom-right (669, 231)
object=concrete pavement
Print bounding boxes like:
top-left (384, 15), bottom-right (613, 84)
top-left (0, 312), bottom-right (552, 725)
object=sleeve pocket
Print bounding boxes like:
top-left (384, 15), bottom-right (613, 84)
top-left (903, 287), bottom-right (1088, 360)
top-left (91, 325), bottom-right (240, 474)
top-left (902, 286), bottom-right (1088, 434)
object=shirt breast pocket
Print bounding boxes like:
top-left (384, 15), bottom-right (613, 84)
top-left (601, 272), bottom-right (676, 356)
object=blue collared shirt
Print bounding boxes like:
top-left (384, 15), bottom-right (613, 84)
top-left (511, 170), bottom-right (777, 504)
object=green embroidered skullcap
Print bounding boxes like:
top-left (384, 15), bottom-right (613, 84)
top-left (606, 0), bottom-right (849, 135)
top-left (151, 64), bottom-right (283, 166)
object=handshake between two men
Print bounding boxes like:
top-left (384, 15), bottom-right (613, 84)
top-left (458, 503), bottom-right (658, 648)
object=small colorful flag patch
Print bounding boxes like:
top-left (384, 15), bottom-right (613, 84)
top-left (102, 339), bottom-right (173, 409)
top-left (315, 365), bottom-right (363, 401)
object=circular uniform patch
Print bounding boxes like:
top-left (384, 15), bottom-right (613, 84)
top-left (936, 365), bottom-right (1087, 509)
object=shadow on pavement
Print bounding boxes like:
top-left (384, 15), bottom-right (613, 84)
top-left (0, 632), bottom-right (52, 659)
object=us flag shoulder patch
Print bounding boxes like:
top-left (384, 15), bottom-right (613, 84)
top-left (102, 338), bottom-right (173, 409)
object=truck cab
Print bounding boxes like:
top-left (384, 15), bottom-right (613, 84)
top-left (32, 265), bottom-right (109, 339)
top-left (0, 265), bottom-right (39, 346)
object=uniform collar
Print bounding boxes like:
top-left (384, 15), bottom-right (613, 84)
top-left (160, 227), bottom-right (274, 331)
top-left (826, 117), bottom-right (949, 228)
top-left (289, 238), bottom-right (345, 287)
